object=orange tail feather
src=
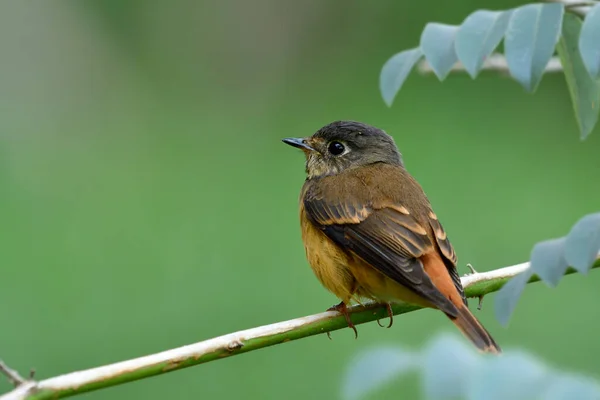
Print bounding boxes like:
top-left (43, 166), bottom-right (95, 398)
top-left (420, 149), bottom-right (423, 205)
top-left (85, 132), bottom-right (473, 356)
top-left (449, 305), bottom-right (501, 354)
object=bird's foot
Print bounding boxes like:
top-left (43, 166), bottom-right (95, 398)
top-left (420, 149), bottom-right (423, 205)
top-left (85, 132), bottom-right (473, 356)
top-left (326, 301), bottom-right (358, 339)
top-left (376, 303), bottom-right (394, 328)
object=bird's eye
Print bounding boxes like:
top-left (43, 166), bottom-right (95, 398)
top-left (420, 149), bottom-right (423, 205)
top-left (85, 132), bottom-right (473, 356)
top-left (328, 141), bottom-right (345, 156)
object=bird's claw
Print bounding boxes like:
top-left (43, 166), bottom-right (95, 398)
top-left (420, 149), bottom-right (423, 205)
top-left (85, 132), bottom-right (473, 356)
top-left (376, 303), bottom-right (394, 328)
top-left (327, 301), bottom-right (358, 339)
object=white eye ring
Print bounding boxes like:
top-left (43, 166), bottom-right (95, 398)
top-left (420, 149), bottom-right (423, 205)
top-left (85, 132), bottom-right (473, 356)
top-left (327, 141), bottom-right (349, 156)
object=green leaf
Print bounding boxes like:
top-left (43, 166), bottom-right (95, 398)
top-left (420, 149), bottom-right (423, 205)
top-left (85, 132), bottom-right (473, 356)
top-left (579, 3), bottom-right (600, 79)
top-left (468, 352), bottom-right (550, 400)
top-left (494, 268), bottom-right (533, 327)
top-left (564, 212), bottom-right (600, 273)
top-left (455, 10), bottom-right (513, 78)
top-left (380, 48), bottom-right (423, 106)
top-left (504, 3), bottom-right (564, 92)
top-left (422, 334), bottom-right (480, 400)
top-left (557, 13), bottom-right (600, 139)
top-left (342, 347), bottom-right (417, 400)
top-left (529, 237), bottom-right (568, 287)
top-left (420, 23), bottom-right (459, 80)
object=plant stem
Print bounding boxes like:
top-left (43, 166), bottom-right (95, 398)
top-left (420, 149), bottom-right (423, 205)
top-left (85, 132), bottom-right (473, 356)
top-left (1, 257), bottom-right (599, 400)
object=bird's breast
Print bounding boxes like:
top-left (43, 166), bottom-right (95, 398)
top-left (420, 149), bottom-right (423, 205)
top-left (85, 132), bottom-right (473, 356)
top-left (299, 202), bottom-right (357, 302)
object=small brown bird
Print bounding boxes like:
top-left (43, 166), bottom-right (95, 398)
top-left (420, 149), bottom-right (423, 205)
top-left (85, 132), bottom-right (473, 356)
top-left (283, 120), bottom-right (500, 354)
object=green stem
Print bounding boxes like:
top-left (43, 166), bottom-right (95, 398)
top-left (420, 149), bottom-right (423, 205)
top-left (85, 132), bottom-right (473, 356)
top-left (2, 259), bottom-right (599, 400)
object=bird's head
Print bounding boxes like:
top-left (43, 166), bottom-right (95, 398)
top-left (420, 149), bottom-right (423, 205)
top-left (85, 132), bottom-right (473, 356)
top-left (283, 120), bottom-right (403, 179)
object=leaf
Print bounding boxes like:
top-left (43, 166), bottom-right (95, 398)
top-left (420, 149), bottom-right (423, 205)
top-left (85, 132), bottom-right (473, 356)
top-left (564, 212), bottom-right (600, 273)
top-left (422, 334), bottom-right (480, 400)
top-left (380, 48), bottom-right (423, 106)
top-left (419, 23), bottom-right (459, 80)
top-left (504, 3), bottom-right (564, 92)
top-left (494, 267), bottom-right (533, 327)
top-left (557, 12), bottom-right (600, 139)
top-left (342, 346), bottom-right (417, 400)
top-left (579, 3), bottom-right (600, 79)
top-left (455, 9), bottom-right (513, 78)
top-left (467, 351), bottom-right (551, 400)
top-left (528, 237), bottom-right (568, 287)
top-left (542, 374), bottom-right (600, 400)
top-left (339, 336), bottom-right (600, 400)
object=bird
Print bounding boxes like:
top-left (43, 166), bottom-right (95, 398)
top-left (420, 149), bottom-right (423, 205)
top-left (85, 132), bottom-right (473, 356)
top-left (282, 120), bottom-right (501, 354)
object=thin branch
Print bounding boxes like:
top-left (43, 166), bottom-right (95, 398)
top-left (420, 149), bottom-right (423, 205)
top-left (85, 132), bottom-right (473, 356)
top-left (2, 257), bottom-right (599, 400)
top-left (417, 54), bottom-right (564, 75)
top-left (563, 1), bottom-right (597, 8)
top-left (0, 362), bottom-right (27, 388)
top-left (548, 0), bottom-right (596, 17)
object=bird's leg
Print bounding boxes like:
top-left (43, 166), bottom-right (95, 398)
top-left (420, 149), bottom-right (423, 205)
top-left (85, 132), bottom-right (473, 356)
top-left (327, 301), bottom-right (358, 339)
top-left (376, 302), bottom-right (394, 328)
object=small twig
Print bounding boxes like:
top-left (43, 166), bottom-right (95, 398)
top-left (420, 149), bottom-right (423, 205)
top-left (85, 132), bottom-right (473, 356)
top-left (417, 54), bottom-right (564, 75)
top-left (564, 2), bottom-right (597, 7)
top-left (0, 361), bottom-right (27, 388)
top-left (547, 0), bottom-right (595, 17)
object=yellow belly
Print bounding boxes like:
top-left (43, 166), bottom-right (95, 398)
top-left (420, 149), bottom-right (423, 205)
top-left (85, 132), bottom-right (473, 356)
top-left (300, 204), bottom-right (432, 309)
top-left (300, 207), bottom-right (357, 303)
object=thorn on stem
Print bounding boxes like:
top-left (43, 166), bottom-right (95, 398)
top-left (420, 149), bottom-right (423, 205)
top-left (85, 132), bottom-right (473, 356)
top-left (466, 263), bottom-right (478, 275)
top-left (477, 295), bottom-right (484, 311)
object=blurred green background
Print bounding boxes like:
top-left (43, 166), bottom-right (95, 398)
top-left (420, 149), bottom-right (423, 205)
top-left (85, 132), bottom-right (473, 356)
top-left (1, 1), bottom-right (599, 399)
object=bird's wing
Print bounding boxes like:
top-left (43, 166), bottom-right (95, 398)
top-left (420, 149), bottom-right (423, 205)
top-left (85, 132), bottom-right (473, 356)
top-left (303, 195), bottom-right (459, 317)
top-left (427, 212), bottom-right (467, 305)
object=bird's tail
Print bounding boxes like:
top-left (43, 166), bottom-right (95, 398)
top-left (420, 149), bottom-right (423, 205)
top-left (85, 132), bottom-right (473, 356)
top-left (448, 305), bottom-right (501, 354)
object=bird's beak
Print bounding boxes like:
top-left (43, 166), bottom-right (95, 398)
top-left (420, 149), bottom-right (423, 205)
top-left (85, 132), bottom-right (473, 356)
top-left (282, 137), bottom-right (316, 152)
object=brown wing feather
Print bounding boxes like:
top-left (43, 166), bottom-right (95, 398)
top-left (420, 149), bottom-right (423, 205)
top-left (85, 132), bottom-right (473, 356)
top-left (303, 182), bottom-right (459, 316)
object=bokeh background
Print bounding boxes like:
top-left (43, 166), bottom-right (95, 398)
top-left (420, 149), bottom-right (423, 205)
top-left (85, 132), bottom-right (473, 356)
top-left (1, 1), bottom-right (599, 399)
